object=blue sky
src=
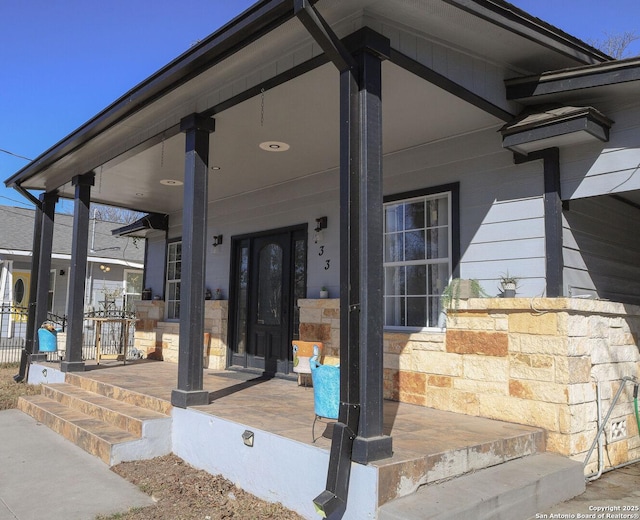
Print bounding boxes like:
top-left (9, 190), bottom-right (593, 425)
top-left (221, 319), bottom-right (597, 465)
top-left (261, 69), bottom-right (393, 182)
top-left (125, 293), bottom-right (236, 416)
top-left (1, 1), bottom-right (639, 210)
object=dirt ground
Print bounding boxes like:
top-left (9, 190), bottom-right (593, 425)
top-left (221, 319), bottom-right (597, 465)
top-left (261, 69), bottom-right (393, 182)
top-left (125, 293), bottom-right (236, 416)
top-left (0, 365), bottom-right (304, 520)
top-left (104, 454), bottom-right (304, 520)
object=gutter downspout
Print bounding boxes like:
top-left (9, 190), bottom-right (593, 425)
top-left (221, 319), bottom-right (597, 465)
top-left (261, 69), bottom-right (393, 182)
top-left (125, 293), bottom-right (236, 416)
top-left (294, 2), bottom-right (359, 517)
top-left (587, 376), bottom-right (604, 481)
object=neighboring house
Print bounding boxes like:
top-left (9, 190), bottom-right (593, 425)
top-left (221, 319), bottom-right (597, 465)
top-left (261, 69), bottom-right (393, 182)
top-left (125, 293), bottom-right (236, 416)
top-left (0, 205), bottom-right (144, 337)
top-left (4, 0), bottom-right (640, 514)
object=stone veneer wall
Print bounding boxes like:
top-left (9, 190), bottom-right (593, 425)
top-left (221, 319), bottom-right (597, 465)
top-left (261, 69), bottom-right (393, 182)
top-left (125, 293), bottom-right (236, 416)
top-left (134, 300), bottom-right (228, 370)
top-left (298, 299), bottom-right (341, 363)
top-left (299, 297), bottom-right (640, 473)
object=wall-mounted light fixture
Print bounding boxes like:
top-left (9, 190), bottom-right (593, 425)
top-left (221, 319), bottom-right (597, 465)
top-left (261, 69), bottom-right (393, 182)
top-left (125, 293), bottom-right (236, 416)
top-left (314, 217), bottom-right (328, 233)
top-left (242, 430), bottom-right (254, 447)
top-left (212, 235), bottom-right (223, 247)
top-left (314, 216), bottom-right (328, 244)
top-left (59, 269), bottom-right (65, 276)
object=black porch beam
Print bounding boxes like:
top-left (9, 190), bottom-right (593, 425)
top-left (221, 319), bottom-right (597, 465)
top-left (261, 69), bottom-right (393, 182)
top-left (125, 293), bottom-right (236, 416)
top-left (61, 172), bottom-right (95, 373)
top-left (13, 193), bottom-right (47, 382)
top-left (294, 0), bottom-right (356, 72)
top-left (515, 148), bottom-right (563, 296)
top-left (171, 113), bottom-right (215, 409)
top-left (389, 49), bottom-right (514, 122)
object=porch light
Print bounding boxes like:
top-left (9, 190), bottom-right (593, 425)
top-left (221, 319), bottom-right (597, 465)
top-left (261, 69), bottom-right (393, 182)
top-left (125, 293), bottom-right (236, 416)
top-left (242, 430), bottom-right (254, 447)
top-left (259, 141), bottom-right (290, 152)
top-left (212, 235), bottom-right (223, 247)
top-left (314, 217), bottom-right (328, 232)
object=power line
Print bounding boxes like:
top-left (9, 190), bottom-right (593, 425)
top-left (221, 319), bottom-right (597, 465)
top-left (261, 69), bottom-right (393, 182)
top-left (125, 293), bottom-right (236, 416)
top-left (0, 148), bottom-right (32, 161)
top-left (0, 195), bottom-right (32, 207)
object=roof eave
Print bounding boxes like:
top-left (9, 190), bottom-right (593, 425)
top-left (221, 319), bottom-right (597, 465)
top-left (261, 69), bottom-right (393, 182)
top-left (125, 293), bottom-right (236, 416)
top-left (4, 0), bottom-right (300, 190)
top-left (444, 0), bottom-right (612, 65)
top-left (506, 57), bottom-right (640, 101)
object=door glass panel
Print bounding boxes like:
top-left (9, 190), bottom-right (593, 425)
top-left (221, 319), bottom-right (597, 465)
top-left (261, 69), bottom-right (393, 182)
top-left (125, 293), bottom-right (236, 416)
top-left (235, 242), bottom-right (249, 355)
top-left (258, 243), bottom-right (282, 326)
top-left (292, 237), bottom-right (306, 339)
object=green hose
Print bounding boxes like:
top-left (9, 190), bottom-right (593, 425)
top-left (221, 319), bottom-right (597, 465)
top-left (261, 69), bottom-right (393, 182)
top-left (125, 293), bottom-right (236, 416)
top-left (634, 384), bottom-right (640, 438)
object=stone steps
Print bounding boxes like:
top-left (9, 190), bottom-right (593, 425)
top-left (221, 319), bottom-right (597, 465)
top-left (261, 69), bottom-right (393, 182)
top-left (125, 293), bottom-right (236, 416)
top-left (18, 377), bottom-right (172, 466)
top-left (64, 372), bottom-right (172, 415)
top-left (378, 452), bottom-right (586, 520)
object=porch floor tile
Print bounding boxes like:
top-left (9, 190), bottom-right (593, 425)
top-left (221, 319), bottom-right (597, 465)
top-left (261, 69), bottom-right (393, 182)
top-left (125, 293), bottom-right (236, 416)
top-left (70, 359), bottom-right (544, 464)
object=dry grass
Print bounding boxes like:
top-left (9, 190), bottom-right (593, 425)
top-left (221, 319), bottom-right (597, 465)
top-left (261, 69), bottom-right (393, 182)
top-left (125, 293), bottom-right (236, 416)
top-left (0, 363), bottom-right (41, 410)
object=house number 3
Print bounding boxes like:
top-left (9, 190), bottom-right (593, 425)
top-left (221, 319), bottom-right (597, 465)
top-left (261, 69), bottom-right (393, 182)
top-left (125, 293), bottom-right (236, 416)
top-left (318, 246), bottom-right (330, 269)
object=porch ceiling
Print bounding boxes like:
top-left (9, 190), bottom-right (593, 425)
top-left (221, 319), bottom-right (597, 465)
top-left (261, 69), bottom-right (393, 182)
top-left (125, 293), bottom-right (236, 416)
top-left (7, 0), bottom-right (605, 213)
top-left (45, 61), bottom-right (500, 215)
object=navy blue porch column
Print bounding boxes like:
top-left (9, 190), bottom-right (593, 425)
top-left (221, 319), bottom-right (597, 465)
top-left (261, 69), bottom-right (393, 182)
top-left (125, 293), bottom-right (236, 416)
top-left (350, 36), bottom-right (393, 464)
top-left (61, 172), bottom-right (95, 373)
top-left (32, 191), bottom-right (59, 358)
top-left (171, 113), bottom-right (215, 408)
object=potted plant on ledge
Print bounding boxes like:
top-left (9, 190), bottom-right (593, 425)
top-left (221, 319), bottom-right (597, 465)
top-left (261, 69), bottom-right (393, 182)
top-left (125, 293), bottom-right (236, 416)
top-left (500, 273), bottom-right (519, 298)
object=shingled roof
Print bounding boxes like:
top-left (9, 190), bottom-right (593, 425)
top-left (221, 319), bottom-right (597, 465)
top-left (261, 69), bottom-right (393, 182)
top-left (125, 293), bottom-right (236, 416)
top-left (0, 205), bottom-right (144, 264)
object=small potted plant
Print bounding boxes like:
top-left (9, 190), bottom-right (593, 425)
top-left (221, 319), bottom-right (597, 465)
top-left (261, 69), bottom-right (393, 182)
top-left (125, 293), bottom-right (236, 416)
top-left (441, 279), bottom-right (485, 311)
top-left (499, 273), bottom-right (519, 298)
top-left (319, 286), bottom-right (329, 299)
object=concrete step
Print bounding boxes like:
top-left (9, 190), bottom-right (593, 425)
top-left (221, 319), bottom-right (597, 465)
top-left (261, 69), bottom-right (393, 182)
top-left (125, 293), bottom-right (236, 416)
top-left (18, 389), bottom-right (172, 466)
top-left (371, 421), bottom-right (545, 507)
top-left (42, 383), bottom-right (168, 436)
top-left (64, 372), bottom-right (172, 415)
top-left (377, 453), bottom-right (586, 520)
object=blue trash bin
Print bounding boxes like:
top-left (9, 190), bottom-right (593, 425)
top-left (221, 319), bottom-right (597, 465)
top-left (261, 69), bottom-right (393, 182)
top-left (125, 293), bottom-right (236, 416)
top-left (38, 328), bottom-right (57, 352)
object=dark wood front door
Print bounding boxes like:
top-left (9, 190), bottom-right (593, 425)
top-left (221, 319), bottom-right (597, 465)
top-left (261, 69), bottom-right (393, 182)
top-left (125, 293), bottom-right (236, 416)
top-left (230, 226), bottom-right (307, 375)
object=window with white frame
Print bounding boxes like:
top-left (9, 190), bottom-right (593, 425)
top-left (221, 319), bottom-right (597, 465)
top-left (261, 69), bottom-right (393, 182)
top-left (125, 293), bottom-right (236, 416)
top-left (384, 187), bottom-right (455, 329)
top-left (166, 241), bottom-right (181, 320)
top-left (123, 269), bottom-right (143, 311)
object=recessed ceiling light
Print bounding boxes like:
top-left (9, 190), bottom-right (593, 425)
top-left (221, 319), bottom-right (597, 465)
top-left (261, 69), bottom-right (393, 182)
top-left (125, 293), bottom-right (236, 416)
top-left (160, 179), bottom-right (183, 186)
top-left (135, 193), bottom-right (144, 197)
top-left (259, 141), bottom-right (290, 152)
top-left (211, 166), bottom-right (221, 171)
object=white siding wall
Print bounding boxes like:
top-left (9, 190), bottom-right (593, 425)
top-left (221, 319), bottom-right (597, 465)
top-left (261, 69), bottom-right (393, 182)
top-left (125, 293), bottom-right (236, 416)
top-left (563, 196), bottom-right (640, 305)
top-left (561, 102), bottom-right (640, 201)
top-left (384, 127), bottom-right (547, 297)
top-left (155, 126), bottom-right (551, 300)
top-left (168, 168), bottom-right (342, 299)
top-left (144, 236), bottom-right (167, 300)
